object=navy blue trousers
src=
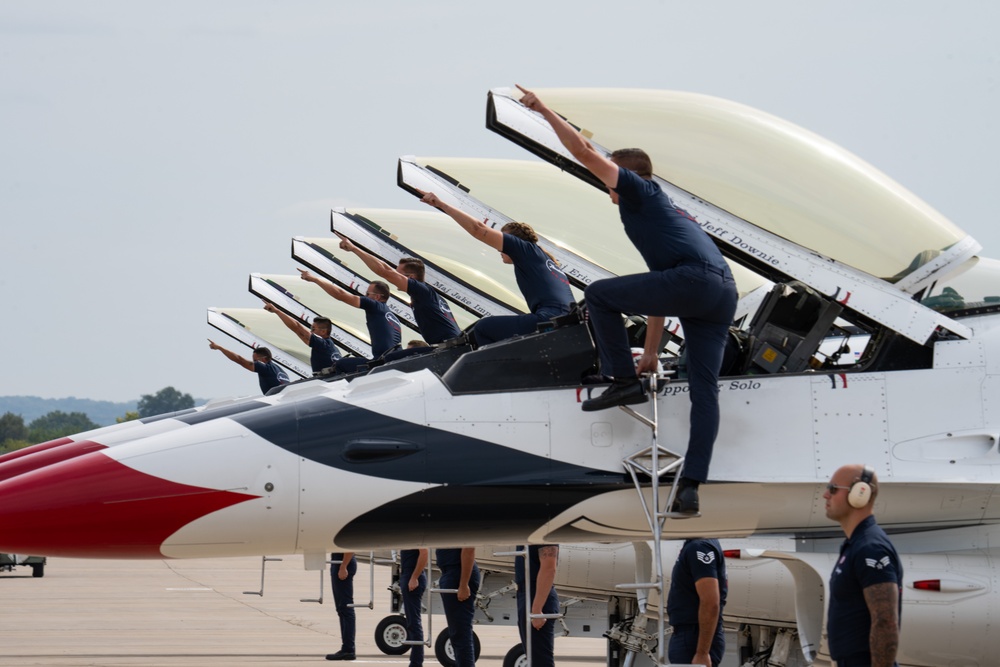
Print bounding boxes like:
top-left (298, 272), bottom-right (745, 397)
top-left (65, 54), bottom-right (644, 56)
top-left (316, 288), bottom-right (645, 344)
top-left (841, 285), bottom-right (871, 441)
top-left (473, 306), bottom-right (566, 346)
top-left (585, 262), bottom-right (738, 482)
top-left (438, 563), bottom-right (480, 667)
top-left (515, 584), bottom-right (558, 667)
top-left (400, 566), bottom-right (426, 667)
top-left (668, 623), bottom-right (725, 667)
top-left (331, 554), bottom-right (357, 652)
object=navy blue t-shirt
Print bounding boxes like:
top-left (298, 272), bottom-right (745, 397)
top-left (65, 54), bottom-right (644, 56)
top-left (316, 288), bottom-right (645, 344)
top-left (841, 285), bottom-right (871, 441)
top-left (614, 167), bottom-right (727, 272)
top-left (400, 548), bottom-right (423, 576)
top-left (253, 359), bottom-right (289, 395)
top-left (309, 333), bottom-right (341, 373)
top-left (360, 296), bottom-right (402, 358)
top-left (407, 278), bottom-right (460, 344)
top-left (666, 538), bottom-right (728, 626)
top-left (828, 516), bottom-right (903, 661)
top-left (502, 234), bottom-right (573, 315)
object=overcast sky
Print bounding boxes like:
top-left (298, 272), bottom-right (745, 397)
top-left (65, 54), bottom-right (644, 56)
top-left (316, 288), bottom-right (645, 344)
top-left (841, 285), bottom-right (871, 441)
top-left (2, 1), bottom-right (997, 403)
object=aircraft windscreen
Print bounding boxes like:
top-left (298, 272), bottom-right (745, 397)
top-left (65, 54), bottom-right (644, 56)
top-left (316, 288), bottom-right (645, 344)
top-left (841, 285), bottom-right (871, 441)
top-left (536, 88), bottom-right (968, 282)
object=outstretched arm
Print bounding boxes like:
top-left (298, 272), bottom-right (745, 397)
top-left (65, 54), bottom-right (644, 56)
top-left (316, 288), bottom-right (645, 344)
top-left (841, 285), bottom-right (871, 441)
top-left (208, 339), bottom-right (254, 371)
top-left (418, 190), bottom-right (504, 252)
top-left (263, 302), bottom-right (311, 346)
top-left (516, 84), bottom-right (620, 190)
top-left (338, 236), bottom-right (409, 292)
top-left (298, 268), bottom-right (361, 308)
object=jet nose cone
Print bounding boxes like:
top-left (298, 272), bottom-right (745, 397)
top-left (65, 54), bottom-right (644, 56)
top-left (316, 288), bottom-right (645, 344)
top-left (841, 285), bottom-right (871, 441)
top-left (0, 451), bottom-right (258, 558)
top-left (0, 439), bottom-right (107, 483)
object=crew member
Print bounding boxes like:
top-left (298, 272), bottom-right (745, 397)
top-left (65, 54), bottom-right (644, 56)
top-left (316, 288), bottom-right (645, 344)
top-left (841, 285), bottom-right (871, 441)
top-left (338, 237), bottom-right (460, 354)
top-left (517, 85), bottom-right (738, 514)
top-left (436, 547), bottom-right (479, 667)
top-left (326, 551), bottom-right (357, 661)
top-left (207, 340), bottom-right (289, 394)
top-left (400, 548), bottom-right (429, 667)
top-left (298, 269), bottom-right (401, 373)
top-left (262, 302), bottom-right (340, 374)
top-left (514, 545), bottom-right (560, 667)
top-left (667, 538), bottom-right (727, 667)
top-left (824, 465), bottom-right (902, 667)
top-left (418, 190), bottom-right (573, 346)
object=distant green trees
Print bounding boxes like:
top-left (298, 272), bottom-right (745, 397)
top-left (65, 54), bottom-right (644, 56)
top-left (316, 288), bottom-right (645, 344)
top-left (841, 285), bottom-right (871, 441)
top-left (137, 386), bottom-right (195, 418)
top-left (0, 386), bottom-right (196, 453)
top-left (0, 410), bottom-right (99, 453)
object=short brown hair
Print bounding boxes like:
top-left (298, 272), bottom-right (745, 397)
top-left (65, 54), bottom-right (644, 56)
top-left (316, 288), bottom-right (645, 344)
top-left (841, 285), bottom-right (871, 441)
top-left (501, 222), bottom-right (558, 265)
top-left (253, 346), bottom-right (273, 361)
top-left (398, 258), bottom-right (425, 282)
top-left (368, 280), bottom-right (391, 301)
top-left (611, 148), bottom-right (653, 179)
top-left (312, 317), bottom-right (332, 334)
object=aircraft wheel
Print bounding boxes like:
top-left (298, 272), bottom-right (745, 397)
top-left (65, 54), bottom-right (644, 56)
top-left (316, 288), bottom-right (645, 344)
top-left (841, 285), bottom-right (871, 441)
top-left (374, 615), bottom-right (411, 655)
top-left (434, 629), bottom-right (481, 667)
top-left (31, 562), bottom-right (44, 578)
top-left (503, 643), bottom-right (527, 667)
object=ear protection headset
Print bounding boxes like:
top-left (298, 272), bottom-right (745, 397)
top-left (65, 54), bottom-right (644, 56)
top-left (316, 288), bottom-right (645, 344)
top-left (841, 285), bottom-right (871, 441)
top-left (848, 465), bottom-right (875, 509)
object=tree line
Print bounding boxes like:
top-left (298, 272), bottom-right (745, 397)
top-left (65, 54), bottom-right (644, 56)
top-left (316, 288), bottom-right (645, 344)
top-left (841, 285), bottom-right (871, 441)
top-left (0, 387), bottom-right (195, 454)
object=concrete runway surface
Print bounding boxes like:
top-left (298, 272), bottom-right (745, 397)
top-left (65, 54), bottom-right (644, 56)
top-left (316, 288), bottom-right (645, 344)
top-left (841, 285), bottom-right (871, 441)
top-left (0, 555), bottom-right (609, 667)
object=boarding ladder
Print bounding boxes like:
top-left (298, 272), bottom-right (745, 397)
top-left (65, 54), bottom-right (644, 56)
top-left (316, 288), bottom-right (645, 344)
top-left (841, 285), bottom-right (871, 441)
top-left (616, 372), bottom-right (688, 667)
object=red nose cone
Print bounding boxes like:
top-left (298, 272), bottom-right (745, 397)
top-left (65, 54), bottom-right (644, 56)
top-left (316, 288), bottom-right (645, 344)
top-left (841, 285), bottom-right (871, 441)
top-left (0, 437), bottom-right (73, 464)
top-left (0, 452), bottom-right (258, 558)
top-left (0, 440), bottom-right (108, 483)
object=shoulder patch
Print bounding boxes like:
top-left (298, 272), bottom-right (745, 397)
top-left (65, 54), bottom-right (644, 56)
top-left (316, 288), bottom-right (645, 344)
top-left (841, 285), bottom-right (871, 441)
top-left (865, 556), bottom-right (891, 570)
top-left (696, 550), bottom-right (716, 565)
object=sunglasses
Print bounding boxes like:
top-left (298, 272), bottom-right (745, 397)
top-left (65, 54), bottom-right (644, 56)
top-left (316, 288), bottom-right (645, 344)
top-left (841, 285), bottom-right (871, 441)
top-left (826, 483), bottom-right (851, 494)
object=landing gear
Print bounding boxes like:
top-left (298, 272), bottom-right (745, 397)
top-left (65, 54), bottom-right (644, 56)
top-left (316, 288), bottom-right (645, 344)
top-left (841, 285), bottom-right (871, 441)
top-left (31, 562), bottom-right (44, 578)
top-left (433, 628), bottom-right (481, 667)
top-left (502, 643), bottom-right (527, 667)
top-left (374, 614), bottom-right (410, 655)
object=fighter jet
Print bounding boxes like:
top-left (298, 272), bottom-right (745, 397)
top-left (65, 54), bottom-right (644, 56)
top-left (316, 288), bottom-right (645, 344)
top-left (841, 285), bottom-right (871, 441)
top-left (2, 88), bottom-right (999, 666)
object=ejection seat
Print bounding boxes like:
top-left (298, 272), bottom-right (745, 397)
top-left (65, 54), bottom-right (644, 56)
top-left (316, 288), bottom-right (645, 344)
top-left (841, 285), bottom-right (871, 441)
top-left (742, 281), bottom-right (843, 374)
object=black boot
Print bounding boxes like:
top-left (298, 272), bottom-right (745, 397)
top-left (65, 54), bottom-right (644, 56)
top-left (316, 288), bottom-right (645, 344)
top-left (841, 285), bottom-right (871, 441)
top-left (581, 377), bottom-right (648, 412)
top-left (671, 478), bottom-right (700, 515)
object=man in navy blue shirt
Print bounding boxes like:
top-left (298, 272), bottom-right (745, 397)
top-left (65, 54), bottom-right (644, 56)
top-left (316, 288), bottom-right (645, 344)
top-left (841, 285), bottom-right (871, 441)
top-left (666, 538), bottom-right (727, 667)
top-left (208, 340), bottom-right (290, 394)
top-left (326, 552), bottom-right (357, 660)
top-left (435, 547), bottom-right (479, 667)
top-left (514, 545), bottom-right (559, 667)
top-left (298, 269), bottom-right (401, 374)
top-left (263, 302), bottom-right (341, 374)
top-left (824, 465), bottom-right (901, 667)
top-left (399, 548), bottom-right (429, 667)
top-left (418, 190), bottom-right (573, 346)
top-left (337, 237), bottom-right (461, 352)
top-left (518, 85), bottom-right (738, 514)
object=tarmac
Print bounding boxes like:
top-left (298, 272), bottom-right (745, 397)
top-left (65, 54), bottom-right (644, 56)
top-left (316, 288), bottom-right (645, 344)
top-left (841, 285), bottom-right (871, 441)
top-left (0, 555), bottom-right (608, 667)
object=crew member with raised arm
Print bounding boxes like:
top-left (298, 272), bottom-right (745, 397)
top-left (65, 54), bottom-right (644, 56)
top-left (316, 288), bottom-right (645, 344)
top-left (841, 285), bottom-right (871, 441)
top-left (337, 237), bottom-right (460, 350)
top-left (207, 340), bottom-right (289, 394)
top-left (262, 302), bottom-right (340, 374)
top-left (517, 85), bottom-right (738, 514)
top-left (298, 268), bottom-right (401, 374)
top-left (418, 189), bottom-right (573, 346)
